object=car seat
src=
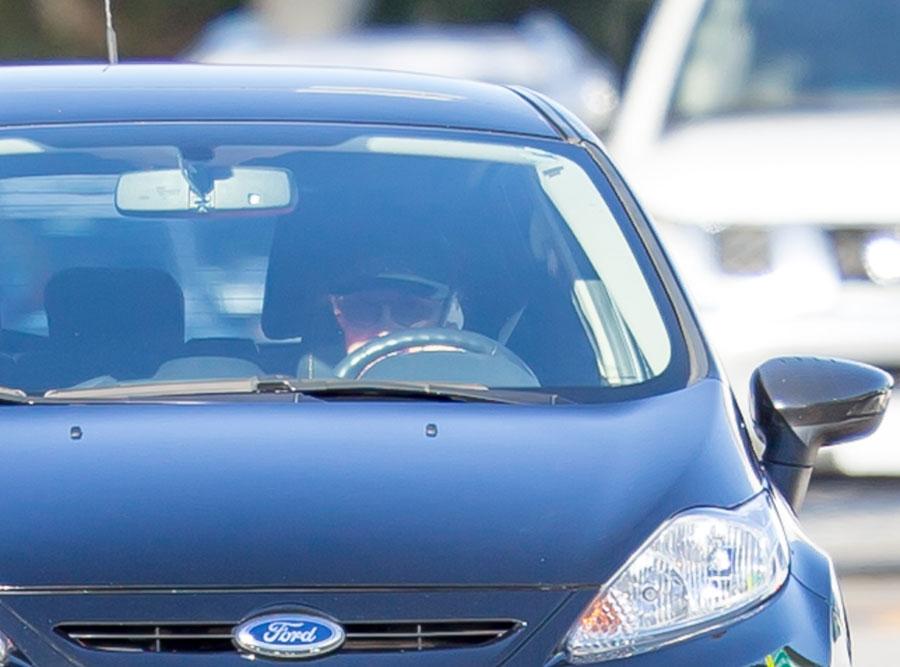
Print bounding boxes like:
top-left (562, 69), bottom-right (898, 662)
top-left (16, 267), bottom-right (185, 392)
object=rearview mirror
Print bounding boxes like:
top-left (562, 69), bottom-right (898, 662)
top-left (751, 356), bottom-right (892, 509)
top-left (116, 167), bottom-right (293, 214)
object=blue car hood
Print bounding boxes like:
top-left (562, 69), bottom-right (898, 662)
top-left (0, 378), bottom-right (761, 589)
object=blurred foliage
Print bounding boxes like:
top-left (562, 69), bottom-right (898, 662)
top-left (0, 0), bottom-right (242, 60)
top-left (0, 0), bottom-right (652, 69)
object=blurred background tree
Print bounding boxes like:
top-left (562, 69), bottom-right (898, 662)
top-left (0, 0), bottom-right (242, 60)
top-left (0, 0), bottom-right (652, 70)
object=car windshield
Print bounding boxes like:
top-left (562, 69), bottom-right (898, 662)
top-left (0, 123), bottom-right (682, 401)
top-left (672, 0), bottom-right (900, 122)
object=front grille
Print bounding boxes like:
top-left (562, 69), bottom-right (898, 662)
top-left (714, 226), bottom-right (772, 275)
top-left (342, 620), bottom-right (521, 651)
top-left (57, 619), bottom-right (523, 654)
top-left (58, 623), bottom-right (235, 653)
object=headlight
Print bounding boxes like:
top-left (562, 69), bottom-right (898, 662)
top-left (565, 493), bottom-right (788, 662)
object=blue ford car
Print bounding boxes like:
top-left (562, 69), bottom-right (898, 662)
top-left (0, 65), bottom-right (888, 666)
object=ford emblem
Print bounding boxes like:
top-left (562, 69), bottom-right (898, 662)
top-left (233, 613), bottom-right (345, 659)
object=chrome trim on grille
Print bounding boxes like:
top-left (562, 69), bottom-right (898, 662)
top-left (57, 618), bottom-right (524, 654)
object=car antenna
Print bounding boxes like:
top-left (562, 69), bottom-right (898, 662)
top-left (104, 0), bottom-right (119, 64)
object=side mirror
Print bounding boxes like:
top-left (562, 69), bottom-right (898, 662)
top-left (751, 356), bottom-right (892, 509)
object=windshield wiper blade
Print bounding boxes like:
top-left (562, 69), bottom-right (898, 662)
top-left (291, 380), bottom-right (564, 405)
top-left (0, 385), bottom-right (30, 404)
top-left (43, 376), bottom-right (298, 401)
top-left (43, 377), bottom-right (563, 405)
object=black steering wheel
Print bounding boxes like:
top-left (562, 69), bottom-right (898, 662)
top-left (333, 327), bottom-right (536, 380)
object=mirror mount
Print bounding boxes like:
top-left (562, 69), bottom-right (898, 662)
top-left (751, 356), bottom-right (892, 510)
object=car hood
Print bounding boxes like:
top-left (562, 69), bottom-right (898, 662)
top-left (623, 109), bottom-right (900, 226)
top-left (0, 378), bottom-right (759, 589)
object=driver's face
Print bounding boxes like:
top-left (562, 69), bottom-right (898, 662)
top-left (330, 287), bottom-right (445, 353)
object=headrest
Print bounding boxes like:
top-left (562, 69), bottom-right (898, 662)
top-left (44, 267), bottom-right (184, 350)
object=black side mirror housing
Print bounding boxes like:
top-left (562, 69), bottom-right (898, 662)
top-left (751, 356), bottom-right (892, 509)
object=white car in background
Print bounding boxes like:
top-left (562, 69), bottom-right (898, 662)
top-left (187, 9), bottom-right (619, 133)
top-left (609, 0), bottom-right (900, 475)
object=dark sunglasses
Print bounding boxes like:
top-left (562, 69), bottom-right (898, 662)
top-left (332, 291), bottom-right (445, 328)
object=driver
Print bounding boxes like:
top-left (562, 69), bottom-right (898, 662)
top-left (328, 261), bottom-right (464, 355)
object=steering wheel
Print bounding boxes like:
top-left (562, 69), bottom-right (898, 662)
top-left (333, 327), bottom-right (536, 380)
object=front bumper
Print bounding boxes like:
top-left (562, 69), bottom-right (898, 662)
top-left (0, 588), bottom-right (564, 666)
top-left (0, 572), bottom-right (842, 666)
